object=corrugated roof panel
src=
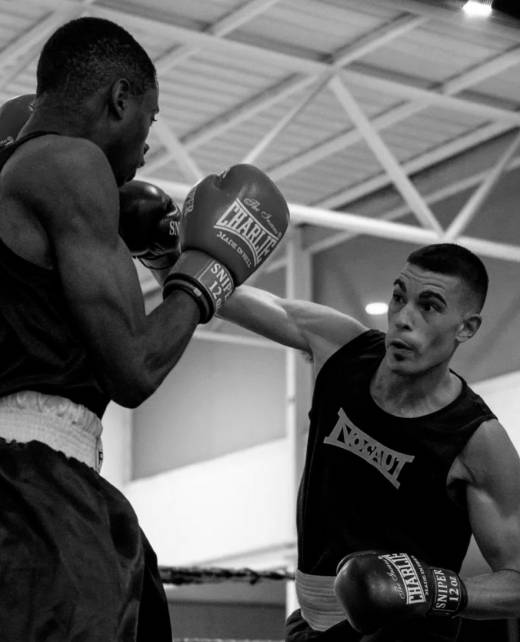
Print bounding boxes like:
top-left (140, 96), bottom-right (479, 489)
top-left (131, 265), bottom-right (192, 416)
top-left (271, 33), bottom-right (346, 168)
top-left (275, 153), bottom-right (374, 205)
top-left (359, 26), bottom-right (505, 84)
top-left (420, 10), bottom-right (520, 49)
top-left (100, 0), bottom-right (236, 29)
top-left (0, 0), bottom-right (50, 21)
top-left (184, 83), bottom-right (399, 174)
top-left (168, 54), bottom-right (280, 93)
top-left (469, 66), bottom-right (520, 105)
top-left (380, 111), bottom-right (488, 162)
top-left (233, 0), bottom-right (402, 59)
top-left (0, 3), bottom-right (50, 50)
top-left (156, 61), bottom-right (291, 139)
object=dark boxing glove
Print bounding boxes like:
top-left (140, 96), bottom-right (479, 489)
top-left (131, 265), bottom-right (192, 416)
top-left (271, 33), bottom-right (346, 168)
top-left (163, 164), bottom-right (290, 323)
top-left (0, 93), bottom-right (35, 146)
top-left (119, 180), bottom-right (182, 272)
top-left (334, 551), bottom-right (467, 634)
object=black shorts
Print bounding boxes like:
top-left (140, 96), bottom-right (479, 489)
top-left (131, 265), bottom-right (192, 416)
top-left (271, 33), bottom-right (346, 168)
top-left (0, 438), bottom-right (171, 641)
top-left (285, 609), bottom-right (460, 642)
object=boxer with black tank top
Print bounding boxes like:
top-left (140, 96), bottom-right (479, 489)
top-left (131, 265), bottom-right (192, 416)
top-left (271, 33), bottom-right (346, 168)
top-left (219, 243), bottom-right (520, 641)
top-left (0, 15), bottom-right (289, 639)
top-left (295, 330), bottom-right (495, 641)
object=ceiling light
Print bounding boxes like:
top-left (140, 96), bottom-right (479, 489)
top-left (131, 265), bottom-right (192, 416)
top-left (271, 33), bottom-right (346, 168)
top-left (462, 1), bottom-right (493, 17)
top-left (365, 302), bottom-right (388, 316)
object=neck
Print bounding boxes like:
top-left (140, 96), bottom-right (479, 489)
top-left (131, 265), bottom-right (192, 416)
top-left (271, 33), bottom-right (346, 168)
top-left (371, 358), bottom-right (460, 418)
top-left (24, 110), bottom-right (92, 138)
top-left (24, 94), bottom-right (105, 140)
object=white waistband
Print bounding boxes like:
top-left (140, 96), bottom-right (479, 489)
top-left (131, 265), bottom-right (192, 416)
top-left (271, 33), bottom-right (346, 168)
top-left (295, 569), bottom-right (346, 631)
top-left (0, 391), bottom-right (103, 471)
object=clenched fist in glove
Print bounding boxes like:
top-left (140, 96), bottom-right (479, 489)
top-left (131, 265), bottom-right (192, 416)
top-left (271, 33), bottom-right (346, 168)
top-left (334, 551), bottom-right (467, 634)
top-left (163, 164), bottom-right (290, 323)
top-left (119, 180), bottom-right (182, 272)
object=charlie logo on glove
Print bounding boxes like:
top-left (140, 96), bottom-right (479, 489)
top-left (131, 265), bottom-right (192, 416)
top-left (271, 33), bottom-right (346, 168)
top-left (380, 552), bottom-right (428, 605)
top-left (214, 198), bottom-right (281, 269)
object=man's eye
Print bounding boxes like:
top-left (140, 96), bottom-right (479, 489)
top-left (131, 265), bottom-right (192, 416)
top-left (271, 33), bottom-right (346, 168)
top-left (392, 292), bottom-right (403, 303)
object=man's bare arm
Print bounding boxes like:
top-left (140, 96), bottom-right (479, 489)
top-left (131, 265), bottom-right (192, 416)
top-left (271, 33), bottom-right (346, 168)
top-left (218, 284), bottom-right (367, 374)
top-left (449, 419), bottom-right (520, 618)
top-left (8, 136), bottom-right (200, 407)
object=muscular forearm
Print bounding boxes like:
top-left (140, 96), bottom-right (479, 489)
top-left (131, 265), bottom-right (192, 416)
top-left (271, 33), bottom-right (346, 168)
top-left (218, 285), bottom-right (309, 351)
top-left (96, 290), bottom-right (200, 407)
top-left (462, 570), bottom-right (520, 619)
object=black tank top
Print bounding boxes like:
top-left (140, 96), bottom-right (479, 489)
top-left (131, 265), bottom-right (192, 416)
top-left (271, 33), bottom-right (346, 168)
top-left (0, 133), bottom-right (110, 417)
top-left (297, 330), bottom-right (496, 576)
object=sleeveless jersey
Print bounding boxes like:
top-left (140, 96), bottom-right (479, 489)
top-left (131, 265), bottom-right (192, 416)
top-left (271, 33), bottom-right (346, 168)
top-left (0, 133), bottom-right (110, 417)
top-left (298, 329), bottom-right (495, 574)
top-left (295, 330), bottom-right (495, 636)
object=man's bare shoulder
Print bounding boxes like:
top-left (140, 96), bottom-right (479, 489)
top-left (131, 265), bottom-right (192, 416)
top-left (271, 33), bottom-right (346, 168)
top-left (282, 298), bottom-right (368, 372)
top-left (4, 134), bottom-right (115, 215)
top-left (449, 419), bottom-right (519, 485)
top-left (6, 134), bottom-right (109, 187)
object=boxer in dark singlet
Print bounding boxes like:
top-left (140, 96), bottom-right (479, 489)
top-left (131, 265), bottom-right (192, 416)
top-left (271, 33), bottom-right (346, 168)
top-left (219, 243), bottom-right (520, 641)
top-left (0, 16), bottom-right (289, 638)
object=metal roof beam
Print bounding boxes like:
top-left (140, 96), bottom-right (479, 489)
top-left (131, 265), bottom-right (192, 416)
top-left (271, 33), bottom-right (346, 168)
top-left (96, 6), bottom-right (520, 127)
top-left (144, 73), bottom-right (317, 173)
top-left (261, 133), bottom-right (520, 271)
top-left (146, 119), bottom-right (203, 183)
top-left (241, 76), bottom-right (329, 165)
top-left (153, 11), bottom-right (428, 171)
top-left (317, 120), bottom-right (514, 209)
top-left (253, 41), bottom-right (520, 183)
top-left (342, 65), bottom-right (520, 125)
top-left (142, 0), bottom-right (284, 174)
top-left (0, 0), bottom-right (95, 91)
top-left (444, 129), bottom-right (520, 241)
top-left (240, 13), bottom-right (427, 166)
top-left (442, 46), bottom-right (520, 94)
top-left (329, 13), bottom-right (427, 67)
top-left (139, 176), bottom-right (520, 265)
top-left (154, 0), bottom-right (281, 75)
top-left (329, 75), bottom-right (442, 233)
top-left (353, 0), bottom-right (520, 37)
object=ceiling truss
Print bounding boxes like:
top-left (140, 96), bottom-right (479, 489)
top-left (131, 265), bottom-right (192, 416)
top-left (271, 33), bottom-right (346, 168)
top-left (0, 0), bottom-right (519, 277)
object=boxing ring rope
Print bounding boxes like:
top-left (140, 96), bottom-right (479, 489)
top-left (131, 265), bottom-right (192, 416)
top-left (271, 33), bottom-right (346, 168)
top-left (162, 565), bottom-right (292, 642)
top-left (160, 565), bottom-right (294, 586)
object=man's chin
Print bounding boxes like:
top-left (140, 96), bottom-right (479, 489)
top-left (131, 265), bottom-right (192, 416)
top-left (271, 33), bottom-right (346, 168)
top-left (116, 173), bottom-right (136, 188)
top-left (386, 354), bottom-right (417, 375)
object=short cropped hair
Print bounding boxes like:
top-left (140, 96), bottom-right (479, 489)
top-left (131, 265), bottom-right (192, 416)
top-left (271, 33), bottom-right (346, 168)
top-left (36, 17), bottom-right (156, 102)
top-left (407, 243), bottom-right (488, 312)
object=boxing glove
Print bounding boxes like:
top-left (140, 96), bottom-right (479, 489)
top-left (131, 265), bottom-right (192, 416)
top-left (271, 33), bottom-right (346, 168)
top-left (0, 93), bottom-right (35, 146)
top-left (119, 180), bottom-right (182, 271)
top-left (334, 551), bottom-right (467, 634)
top-left (163, 164), bottom-right (289, 322)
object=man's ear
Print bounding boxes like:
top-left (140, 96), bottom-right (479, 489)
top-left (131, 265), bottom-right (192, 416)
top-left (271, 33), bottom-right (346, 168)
top-left (109, 78), bottom-right (131, 120)
top-left (456, 313), bottom-right (482, 344)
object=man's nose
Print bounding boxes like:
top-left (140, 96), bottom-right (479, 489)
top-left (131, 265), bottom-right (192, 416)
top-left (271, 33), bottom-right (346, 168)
top-left (395, 303), bottom-right (414, 329)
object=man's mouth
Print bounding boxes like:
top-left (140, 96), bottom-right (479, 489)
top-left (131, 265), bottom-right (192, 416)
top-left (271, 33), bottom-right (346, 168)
top-left (389, 339), bottom-right (414, 352)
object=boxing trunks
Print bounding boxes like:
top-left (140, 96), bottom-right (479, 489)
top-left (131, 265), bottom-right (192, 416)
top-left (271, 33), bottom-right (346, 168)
top-left (0, 135), bottom-right (171, 639)
top-left (290, 330), bottom-right (495, 642)
top-left (0, 391), bottom-right (171, 641)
